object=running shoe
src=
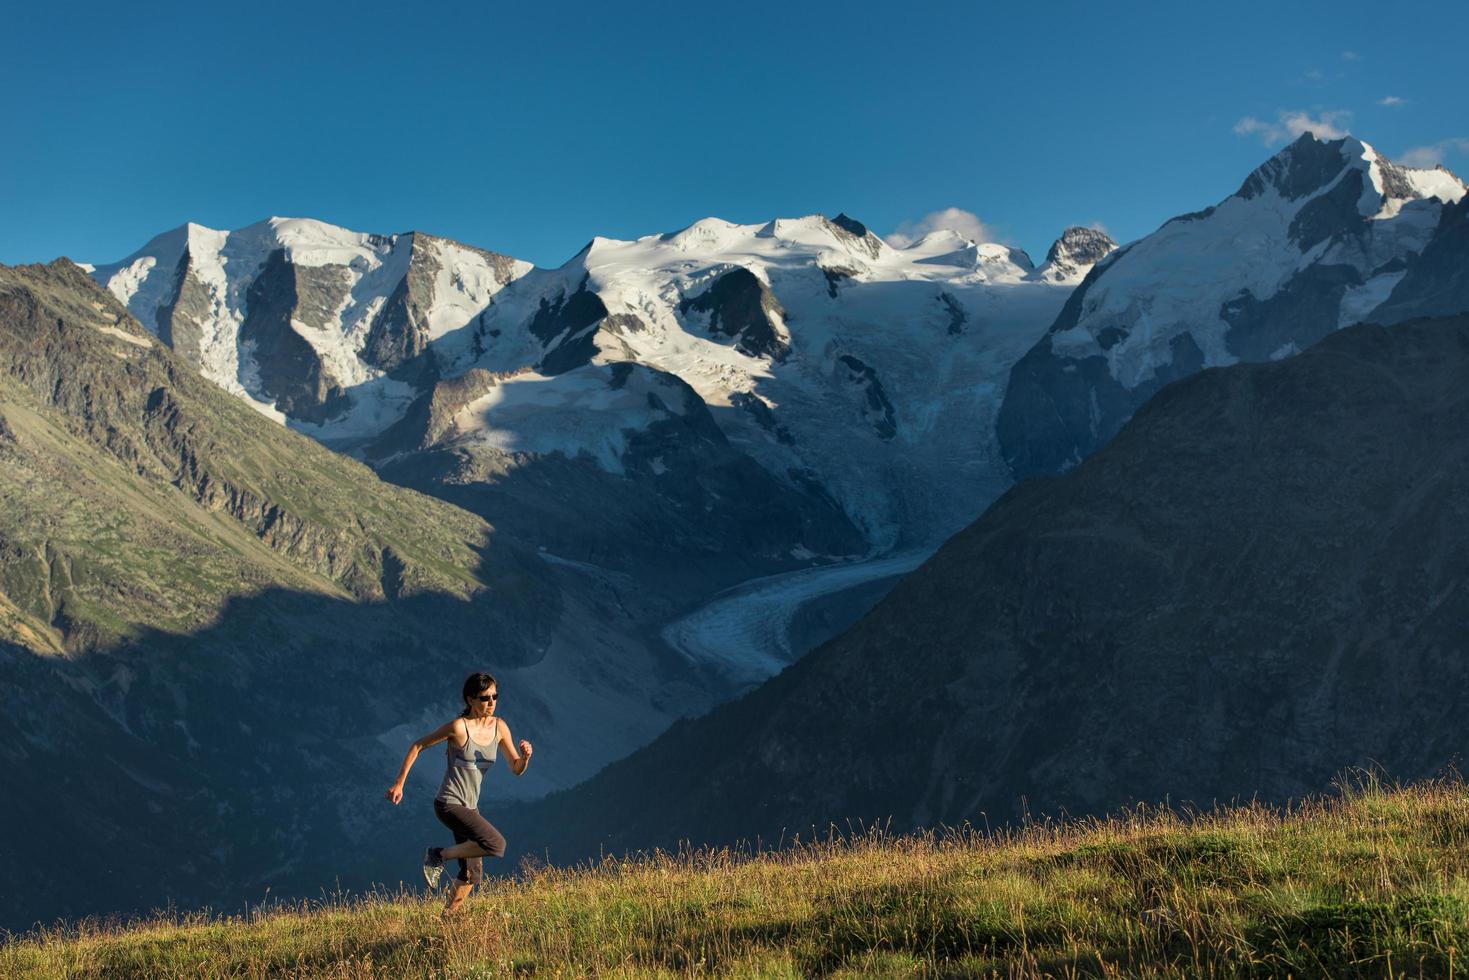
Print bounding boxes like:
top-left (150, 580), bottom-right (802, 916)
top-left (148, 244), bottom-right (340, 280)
top-left (422, 846), bottom-right (444, 888)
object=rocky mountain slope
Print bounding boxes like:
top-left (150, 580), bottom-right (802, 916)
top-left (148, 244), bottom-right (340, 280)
top-left (502, 312), bottom-right (1469, 859)
top-left (998, 134), bottom-right (1466, 480)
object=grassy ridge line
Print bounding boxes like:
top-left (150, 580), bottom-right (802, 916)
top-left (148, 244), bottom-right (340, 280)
top-left (5, 775), bottom-right (1469, 978)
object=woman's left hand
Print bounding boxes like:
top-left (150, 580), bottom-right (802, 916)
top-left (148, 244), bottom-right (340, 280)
top-left (519, 739), bottom-right (533, 759)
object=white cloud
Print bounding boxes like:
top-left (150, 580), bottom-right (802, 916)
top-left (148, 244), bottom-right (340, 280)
top-left (886, 207), bottom-right (997, 248)
top-left (1378, 95), bottom-right (1407, 107)
top-left (1341, 50), bottom-right (1361, 61)
top-left (1087, 220), bottom-right (1110, 235)
top-left (1398, 139), bottom-right (1469, 168)
top-left (1233, 109), bottom-right (1352, 145)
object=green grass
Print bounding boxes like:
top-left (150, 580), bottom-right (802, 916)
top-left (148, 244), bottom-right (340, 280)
top-left (7, 772), bottom-right (1469, 978)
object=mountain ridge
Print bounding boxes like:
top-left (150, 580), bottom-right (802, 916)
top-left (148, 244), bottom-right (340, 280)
top-left (998, 132), bottom-right (1468, 480)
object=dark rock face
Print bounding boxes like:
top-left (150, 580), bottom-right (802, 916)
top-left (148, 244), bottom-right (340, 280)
top-left (601, 312), bottom-right (647, 336)
top-left (366, 368), bottom-right (499, 458)
top-left (508, 314), bottom-right (1469, 857)
top-left (156, 248), bottom-right (210, 361)
top-left (1237, 132), bottom-right (1353, 201)
top-left (1288, 168), bottom-right (1365, 252)
top-left (829, 213), bottom-right (869, 238)
top-left (362, 234), bottom-right (520, 382)
top-left (996, 253), bottom-right (1131, 478)
top-left (997, 326), bottom-right (1203, 479)
top-left (1222, 264), bottom-right (1363, 361)
top-left (837, 353), bottom-right (897, 439)
top-left (529, 279), bottom-right (610, 375)
top-left (679, 267), bottom-right (789, 361)
top-left (938, 292), bottom-right (967, 335)
top-left (822, 267), bottom-right (854, 298)
top-left (238, 250), bottom-right (351, 423)
top-left (1044, 226), bottom-right (1117, 271)
top-left (1373, 196), bottom-right (1469, 324)
top-left (824, 213), bottom-right (885, 260)
top-left (730, 390), bottom-right (795, 445)
top-left (363, 234), bottom-right (439, 377)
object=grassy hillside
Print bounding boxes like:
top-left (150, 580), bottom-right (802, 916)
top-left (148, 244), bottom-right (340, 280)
top-left (0, 258), bottom-right (545, 653)
top-left (6, 774), bottom-right (1468, 978)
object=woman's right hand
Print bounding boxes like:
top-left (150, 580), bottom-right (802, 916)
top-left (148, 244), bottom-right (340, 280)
top-left (385, 784), bottom-right (404, 805)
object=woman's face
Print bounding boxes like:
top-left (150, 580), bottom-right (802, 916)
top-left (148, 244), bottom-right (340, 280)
top-left (467, 686), bottom-right (498, 718)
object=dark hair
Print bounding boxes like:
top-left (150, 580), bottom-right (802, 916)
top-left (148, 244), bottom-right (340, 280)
top-left (460, 671), bottom-right (497, 717)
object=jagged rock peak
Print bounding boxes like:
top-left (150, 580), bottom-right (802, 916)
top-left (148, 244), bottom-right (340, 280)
top-left (829, 213), bottom-right (869, 238)
top-left (1044, 226), bottom-right (1117, 267)
top-left (1235, 133), bottom-right (1465, 208)
top-left (1236, 133), bottom-right (1358, 202)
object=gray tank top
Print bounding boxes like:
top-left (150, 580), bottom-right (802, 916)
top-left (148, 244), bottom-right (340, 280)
top-left (435, 718), bottom-right (498, 807)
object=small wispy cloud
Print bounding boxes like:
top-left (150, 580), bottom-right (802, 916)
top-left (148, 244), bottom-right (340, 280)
top-left (1341, 50), bottom-right (1361, 61)
top-left (1086, 220), bottom-right (1111, 235)
top-left (1398, 138), bottom-right (1469, 168)
top-left (1378, 95), bottom-right (1408, 107)
top-left (1233, 109), bottom-right (1352, 145)
top-left (886, 208), bottom-right (997, 248)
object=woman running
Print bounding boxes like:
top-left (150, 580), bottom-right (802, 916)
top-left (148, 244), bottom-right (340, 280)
top-left (385, 671), bottom-right (533, 917)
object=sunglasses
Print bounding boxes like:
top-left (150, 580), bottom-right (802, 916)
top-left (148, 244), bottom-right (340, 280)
top-left (475, 693), bottom-right (498, 702)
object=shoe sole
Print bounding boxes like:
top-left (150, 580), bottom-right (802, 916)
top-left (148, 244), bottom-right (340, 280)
top-left (423, 850), bottom-right (443, 888)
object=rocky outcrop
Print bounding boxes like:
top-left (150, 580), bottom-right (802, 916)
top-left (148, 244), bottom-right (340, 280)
top-left (156, 248), bottom-right (211, 361)
top-left (362, 233), bottom-right (439, 378)
top-left (1041, 226), bottom-right (1117, 280)
top-left (528, 278), bottom-right (611, 375)
top-left (238, 249), bottom-right (352, 423)
top-left (678, 267), bottom-right (789, 361)
top-left (826, 213), bottom-right (886, 260)
top-left (365, 368), bottom-right (500, 458)
top-left (836, 354), bottom-right (897, 439)
top-left (1372, 194), bottom-right (1469, 324)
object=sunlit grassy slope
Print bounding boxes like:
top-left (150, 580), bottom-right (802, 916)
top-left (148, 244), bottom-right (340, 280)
top-left (6, 774), bottom-right (1469, 978)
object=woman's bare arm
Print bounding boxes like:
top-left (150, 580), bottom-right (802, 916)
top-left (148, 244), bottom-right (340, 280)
top-left (498, 719), bottom-right (533, 776)
top-left (385, 718), bottom-right (463, 804)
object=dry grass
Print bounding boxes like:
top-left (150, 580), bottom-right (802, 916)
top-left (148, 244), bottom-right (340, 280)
top-left (7, 770), bottom-right (1469, 978)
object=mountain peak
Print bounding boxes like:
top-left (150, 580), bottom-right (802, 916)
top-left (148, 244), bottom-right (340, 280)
top-left (829, 213), bottom-right (869, 238)
top-left (1036, 226), bottom-right (1117, 282)
top-left (1236, 133), bottom-right (1359, 202)
top-left (1044, 226), bottom-right (1117, 267)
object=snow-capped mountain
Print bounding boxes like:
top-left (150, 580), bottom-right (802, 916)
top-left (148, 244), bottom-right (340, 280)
top-left (997, 134), bottom-right (1468, 479)
top-left (92, 213), bottom-right (1111, 552)
top-left (377, 213), bottom-right (1109, 549)
top-left (89, 217), bottom-right (530, 431)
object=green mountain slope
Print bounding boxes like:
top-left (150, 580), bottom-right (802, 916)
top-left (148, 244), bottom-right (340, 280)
top-left (0, 259), bottom-right (542, 653)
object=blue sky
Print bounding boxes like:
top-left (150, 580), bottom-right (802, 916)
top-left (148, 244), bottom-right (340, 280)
top-left (3, 0), bottom-right (1465, 268)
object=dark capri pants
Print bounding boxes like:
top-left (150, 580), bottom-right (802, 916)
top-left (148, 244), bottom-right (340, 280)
top-left (433, 798), bottom-right (507, 885)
